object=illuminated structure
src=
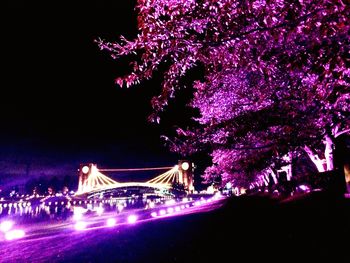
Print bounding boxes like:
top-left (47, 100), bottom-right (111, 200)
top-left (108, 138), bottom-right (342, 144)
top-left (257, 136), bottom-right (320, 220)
top-left (177, 160), bottom-right (194, 193)
top-left (77, 161), bottom-right (195, 195)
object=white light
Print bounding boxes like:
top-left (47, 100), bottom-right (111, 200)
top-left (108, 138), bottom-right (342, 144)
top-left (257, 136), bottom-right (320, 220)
top-left (0, 221), bottom-right (14, 233)
top-left (74, 221), bottom-right (87, 231)
top-left (181, 162), bottom-right (190, 171)
top-left (159, 209), bottom-right (166, 216)
top-left (165, 199), bottom-right (175, 205)
top-left (82, 166), bottom-right (90, 174)
top-left (106, 218), bottom-right (116, 227)
top-left (127, 215), bottom-right (138, 224)
top-left (167, 207), bottom-right (174, 213)
top-left (175, 206), bottom-right (181, 212)
top-left (73, 207), bottom-right (86, 221)
top-left (96, 206), bottom-right (104, 216)
top-left (151, 212), bottom-right (157, 217)
top-left (117, 204), bottom-right (124, 212)
top-left (182, 197), bottom-right (188, 202)
top-left (5, 229), bottom-right (25, 241)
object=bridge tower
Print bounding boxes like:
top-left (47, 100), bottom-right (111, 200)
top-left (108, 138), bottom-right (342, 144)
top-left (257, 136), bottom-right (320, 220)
top-left (177, 160), bottom-right (195, 193)
top-left (78, 163), bottom-right (95, 194)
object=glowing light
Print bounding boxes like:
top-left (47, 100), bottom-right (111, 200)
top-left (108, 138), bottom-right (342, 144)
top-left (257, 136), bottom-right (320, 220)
top-left (117, 204), bottom-right (124, 212)
top-left (185, 204), bottom-right (190, 208)
top-left (298, 185), bottom-right (311, 192)
top-left (180, 205), bottom-right (185, 209)
top-left (78, 164), bottom-right (179, 194)
top-left (147, 201), bottom-right (155, 209)
top-left (167, 207), bottom-right (174, 213)
top-left (106, 218), bottom-right (116, 227)
top-left (151, 212), bottom-right (157, 217)
top-left (96, 206), bottom-right (104, 216)
top-left (127, 215), bottom-right (138, 224)
top-left (5, 229), bottom-right (25, 241)
top-left (175, 206), bottom-right (181, 212)
top-left (165, 199), bottom-right (175, 205)
top-left (0, 221), bottom-right (14, 233)
top-left (74, 221), bottom-right (87, 231)
top-left (82, 166), bottom-right (90, 174)
top-left (214, 192), bottom-right (222, 199)
top-left (181, 162), bottom-right (190, 171)
top-left (194, 201), bottom-right (201, 206)
top-left (159, 209), bottom-right (166, 216)
top-left (182, 197), bottom-right (188, 202)
top-left (73, 207), bottom-right (86, 221)
top-left (146, 165), bottom-right (179, 185)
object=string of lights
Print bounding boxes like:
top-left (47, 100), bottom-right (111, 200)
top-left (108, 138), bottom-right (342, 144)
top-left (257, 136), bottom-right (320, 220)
top-left (78, 165), bottom-right (179, 194)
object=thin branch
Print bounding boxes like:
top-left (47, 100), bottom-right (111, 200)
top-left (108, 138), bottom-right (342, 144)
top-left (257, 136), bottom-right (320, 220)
top-left (335, 128), bottom-right (350, 138)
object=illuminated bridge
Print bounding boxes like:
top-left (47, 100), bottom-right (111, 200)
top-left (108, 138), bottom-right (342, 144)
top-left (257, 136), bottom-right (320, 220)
top-left (76, 161), bottom-right (194, 196)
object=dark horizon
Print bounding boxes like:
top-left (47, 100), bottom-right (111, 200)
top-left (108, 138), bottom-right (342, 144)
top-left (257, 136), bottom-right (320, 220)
top-left (1, 2), bottom-right (197, 190)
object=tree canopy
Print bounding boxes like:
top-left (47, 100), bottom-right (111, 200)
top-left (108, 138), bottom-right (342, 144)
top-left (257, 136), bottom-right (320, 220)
top-left (98, 0), bottom-right (350, 187)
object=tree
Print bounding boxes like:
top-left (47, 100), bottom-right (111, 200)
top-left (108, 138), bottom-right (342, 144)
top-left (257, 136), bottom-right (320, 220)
top-left (98, 0), bottom-right (350, 187)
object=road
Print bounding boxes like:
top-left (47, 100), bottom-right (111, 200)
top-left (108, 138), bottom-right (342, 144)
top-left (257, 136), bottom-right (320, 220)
top-left (0, 197), bottom-right (225, 263)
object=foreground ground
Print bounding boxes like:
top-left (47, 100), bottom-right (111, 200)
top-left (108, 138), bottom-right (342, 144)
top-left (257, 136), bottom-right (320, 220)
top-left (1, 191), bottom-right (349, 262)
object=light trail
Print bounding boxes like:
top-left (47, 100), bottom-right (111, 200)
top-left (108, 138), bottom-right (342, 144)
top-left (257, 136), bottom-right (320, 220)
top-left (0, 196), bottom-right (225, 243)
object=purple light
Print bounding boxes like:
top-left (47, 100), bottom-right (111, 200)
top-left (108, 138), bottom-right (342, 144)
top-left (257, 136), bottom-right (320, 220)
top-left (165, 199), bottom-right (176, 205)
top-left (175, 206), bottom-right (181, 212)
top-left (298, 185), bottom-right (310, 192)
top-left (0, 220), bottom-right (14, 233)
top-left (74, 221), bottom-right (87, 231)
top-left (5, 229), bottom-right (25, 241)
top-left (96, 206), bottom-right (104, 216)
top-left (127, 215), bottom-right (138, 224)
top-left (106, 218), bottom-right (116, 227)
top-left (73, 207), bottom-right (86, 221)
top-left (167, 207), bottom-right (174, 213)
top-left (151, 212), bottom-right (157, 217)
top-left (159, 209), bottom-right (166, 216)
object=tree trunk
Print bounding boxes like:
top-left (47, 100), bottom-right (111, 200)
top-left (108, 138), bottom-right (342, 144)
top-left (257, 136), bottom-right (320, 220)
top-left (304, 145), bottom-right (326, 172)
top-left (268, 168), bottom-right (278, 184)
top-left (324, 135), bottom-right (334, 171)
top-left (280, 152), bottom-right (293, 181)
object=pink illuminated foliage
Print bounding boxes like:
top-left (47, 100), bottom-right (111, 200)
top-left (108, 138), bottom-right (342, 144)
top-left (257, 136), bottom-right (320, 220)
top-left (98, 0), bottom-right (350, 186)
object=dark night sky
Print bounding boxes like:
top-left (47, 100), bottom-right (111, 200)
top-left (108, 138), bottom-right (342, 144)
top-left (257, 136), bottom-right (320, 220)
top-left (1, 1), bottom-right (187, 188)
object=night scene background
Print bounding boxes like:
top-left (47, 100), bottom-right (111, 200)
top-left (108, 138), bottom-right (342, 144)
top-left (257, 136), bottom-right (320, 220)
top-left (0, 1), bottom-right (350, 262)
top-left (1, 0), bottom-right (189, 193)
